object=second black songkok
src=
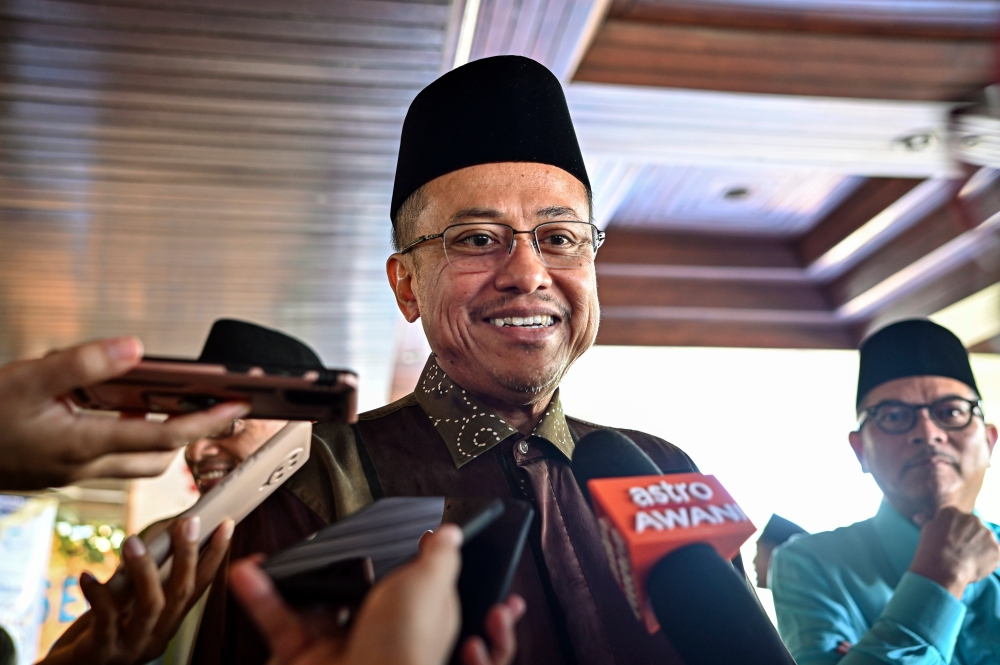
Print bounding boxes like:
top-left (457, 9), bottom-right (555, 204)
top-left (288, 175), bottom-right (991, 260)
top-left (758, 514), bottom-right (807, 546)
top-left (856, 319), bottom-right (978, 406)
top-left (390, 55), bottom-right (590, 222)
top-left (198, 319), bottom-right (324, 370)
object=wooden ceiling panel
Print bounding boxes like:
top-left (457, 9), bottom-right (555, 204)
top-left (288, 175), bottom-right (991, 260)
top-left (575, 19), bottom-right (992, 100)
top-left (596, 317), bottom-right (854, 349)
top-left (861, 247), bottom-right (1000, 337)
top-left (4, 44), bottom-right (437, 86)
top-left (0, 0), bottom-right (450, 407)
top-left (607, 0), bottom-right (1000, 39)
top-left (1, 0), bottom-right (445, 49)
top-left (0, 19), bottom-right (445, 68)
top-left (828, 202), bottom-right (971, 307)
top-left (797, 178), bottom-right (922, 265)
top-left (599, 275), bottom-right (830, 311)
top-left (597, 228), bottom-right (800, 268)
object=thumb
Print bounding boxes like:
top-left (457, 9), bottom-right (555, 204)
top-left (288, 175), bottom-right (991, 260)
top-left (26, 337), bottom-right (144, 402)
top-left (912, 511), bottom-right (933, 528)
top-left (415, 523), bottom-right (463, 585)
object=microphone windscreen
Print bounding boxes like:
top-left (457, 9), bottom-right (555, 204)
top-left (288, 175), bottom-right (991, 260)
top-left (648, 543), bottom-right (796, 665)
top-left (572, 429), bottom-right (661, 505)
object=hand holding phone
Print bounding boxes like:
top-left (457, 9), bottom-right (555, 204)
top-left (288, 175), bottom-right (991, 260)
top-left (70, 357), bottom-right (358, 422)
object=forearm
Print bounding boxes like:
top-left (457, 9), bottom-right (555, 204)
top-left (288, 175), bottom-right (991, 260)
top-left (795, 573), bottom-right (965, 665)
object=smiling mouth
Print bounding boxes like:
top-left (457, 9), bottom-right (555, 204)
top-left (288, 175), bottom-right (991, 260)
top-left (195, 469), bottom-right (231, 484)
top-left (489, 315), bottom-right (556, 328)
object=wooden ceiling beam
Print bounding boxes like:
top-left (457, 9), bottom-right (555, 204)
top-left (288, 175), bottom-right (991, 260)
top-left (575, 20), bottom-right (992, 101)
top-left (597, 229), bottom-right (800, 269)
top-left (596, 318), bottom-right (853, 349)
top-left (828, 204), bottom-right (968, 307)
top-left (598, 275), bottom-right (830, 311)
top-left (798, 179), bottom-right (921, 264)
top-left (606, 0), bottom-right (999, 39)
top-left (0, 19), bottom-right (445, 67)
top-left (861, 251), bottom-right (1000, 339)
top-left (970, 335), bottom-right (1000, 354)
top-left (0, 0), bottom-right (446, 47)
top-left (800, 177), bottom-right (957, 282)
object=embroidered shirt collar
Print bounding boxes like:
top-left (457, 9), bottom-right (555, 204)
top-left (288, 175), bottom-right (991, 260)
top-left (413, 355), bottom-right (575, 468)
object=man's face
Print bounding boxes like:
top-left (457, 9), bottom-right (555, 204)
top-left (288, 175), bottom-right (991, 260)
top-left (753, 540), bottom-right (776, 589)
top-left (185, 419), bottom-right (288, 493)
top-left (387, 162), bottom-right (599, 406)
top-left (849, 376), bottom-right (997, 516)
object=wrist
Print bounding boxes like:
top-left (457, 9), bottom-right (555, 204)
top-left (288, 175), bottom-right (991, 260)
top-left (908, 563), bottom-right (967, 600)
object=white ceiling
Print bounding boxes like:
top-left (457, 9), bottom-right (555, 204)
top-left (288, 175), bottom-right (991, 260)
top-left (609, 166), bottom-right (862, 235)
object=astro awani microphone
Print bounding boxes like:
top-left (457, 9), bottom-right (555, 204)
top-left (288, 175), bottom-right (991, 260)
top-left (572, 430), bottom-right (796, 665)
top-left (575, 433), bottom-right (755, 632)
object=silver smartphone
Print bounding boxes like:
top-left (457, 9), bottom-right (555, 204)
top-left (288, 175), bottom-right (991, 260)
top-left (107, 420), bottom-right (312, 599)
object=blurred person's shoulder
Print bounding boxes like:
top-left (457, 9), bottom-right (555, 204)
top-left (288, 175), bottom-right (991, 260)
top-left (288, 394), bottom-right (421, 522)
top-left (773, 517), bottom-right (877, 572)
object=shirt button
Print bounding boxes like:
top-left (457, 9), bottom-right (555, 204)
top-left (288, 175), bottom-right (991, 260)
top-left (517, 440), bottom-right (530, 454)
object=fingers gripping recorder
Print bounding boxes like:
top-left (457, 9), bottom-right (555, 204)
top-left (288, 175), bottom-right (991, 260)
top-left (589, 472), bottom-right (756, 633)
top-left (107, 421), bottom-right (312, 599)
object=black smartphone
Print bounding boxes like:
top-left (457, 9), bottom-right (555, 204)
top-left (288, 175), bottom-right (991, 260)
top-left (452, 500), bottom-right (534, 660)
top-left (264, 497), bottom-right (506, 607)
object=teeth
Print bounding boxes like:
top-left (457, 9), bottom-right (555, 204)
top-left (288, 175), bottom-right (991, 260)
top-left (198, 470), bottom-right (228, 481)
top-left (488, 315), bottom-right (555, 328)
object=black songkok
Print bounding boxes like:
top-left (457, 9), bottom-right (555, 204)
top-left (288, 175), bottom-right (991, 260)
top-left (758, 514), bottom-right (807, 546)
top-left (856, 319), bottom-right (978, 407)
top-left (198, 319), bottom-right (324, 370)
top-left (390, 55), bottom-right (590, 222)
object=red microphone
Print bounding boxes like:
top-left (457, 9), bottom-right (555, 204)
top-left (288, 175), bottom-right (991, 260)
top-left (587, 472), bottom-right (756, 633)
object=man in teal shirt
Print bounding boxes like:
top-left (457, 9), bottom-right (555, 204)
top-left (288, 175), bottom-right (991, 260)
top-left (771, 319), bottom-right (1000, 664)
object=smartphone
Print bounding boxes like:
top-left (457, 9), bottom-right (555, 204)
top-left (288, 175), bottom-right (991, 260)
top-left (69, 356), bottom-right (358, 422)
top-left (452, 500), bottom-right (533, 655)
top-left (262, 497), bottom-right (507, 607)
top-left (107, 421), bottom-right (313, 600)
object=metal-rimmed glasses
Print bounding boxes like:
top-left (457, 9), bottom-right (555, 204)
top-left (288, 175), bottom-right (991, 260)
top-left (857, 396), bottom-right (984, 435)
top-left (399, 221), bottom-right (605, 273)
top-left (208, 418), bottom-right (245, 440)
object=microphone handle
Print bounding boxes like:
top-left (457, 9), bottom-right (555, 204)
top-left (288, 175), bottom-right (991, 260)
top-left (647, 543), bottom-right (796, 665)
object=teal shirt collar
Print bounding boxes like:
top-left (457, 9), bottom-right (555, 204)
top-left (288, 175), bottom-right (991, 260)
top-left (873, 501), bottom-right (922, 582)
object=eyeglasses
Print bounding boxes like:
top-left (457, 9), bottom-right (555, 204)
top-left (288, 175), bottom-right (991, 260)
top-left (858, 396), bottom-right (984, 435)
top-left (399, 221), bottom-right (605, 273)
top-left (207, 419), bottom-right (245, 440)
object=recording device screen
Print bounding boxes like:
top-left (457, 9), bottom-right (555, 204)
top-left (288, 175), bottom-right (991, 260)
top-left (69, 356), bottom-right (358, 422)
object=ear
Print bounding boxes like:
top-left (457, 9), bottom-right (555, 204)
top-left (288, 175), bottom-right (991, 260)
top-left (386, 254), bottom-right (420, 323)
top-left (986, 423), bottom-right (998, 461)
top-left (848, 430), bottom-right (869, 473)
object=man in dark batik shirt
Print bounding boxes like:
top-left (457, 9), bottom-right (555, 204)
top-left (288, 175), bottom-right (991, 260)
top-left (195, 55), bottom-right (747, 665)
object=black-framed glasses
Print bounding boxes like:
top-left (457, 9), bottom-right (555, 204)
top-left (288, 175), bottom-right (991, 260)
top-left (399, 221), bottom-right (605, 273)
top-left (858, 396), bottom-right (984, 435)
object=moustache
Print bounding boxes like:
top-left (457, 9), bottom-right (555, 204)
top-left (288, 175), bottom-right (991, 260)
top-left (900, 449), bottom-right (961, 476)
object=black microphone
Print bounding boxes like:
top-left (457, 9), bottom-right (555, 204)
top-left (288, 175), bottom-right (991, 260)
top-left (572, 429), bottom-right (795, 665)
top-left (572, 428), bottom-right (662, 504)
